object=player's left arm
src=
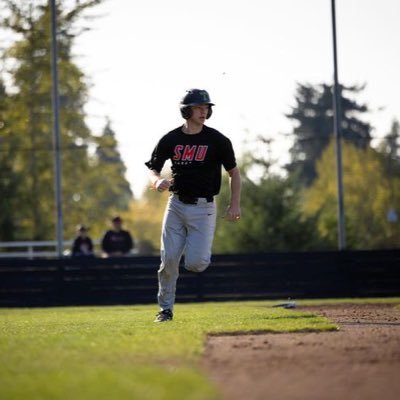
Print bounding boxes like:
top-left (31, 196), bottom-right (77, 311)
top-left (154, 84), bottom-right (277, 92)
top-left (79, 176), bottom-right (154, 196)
top-left (225, 166), bottom-right (241, 221)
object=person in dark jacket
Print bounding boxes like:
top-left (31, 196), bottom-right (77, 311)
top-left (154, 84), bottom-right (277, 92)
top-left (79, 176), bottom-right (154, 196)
top-left (101, 216), bottom-right (134, 257)
top-left (71, 225), bottom-right (94, 257)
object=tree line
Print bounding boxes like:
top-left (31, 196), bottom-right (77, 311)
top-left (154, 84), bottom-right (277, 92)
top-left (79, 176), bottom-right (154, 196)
top-left (0, 0), bottom-right (132, 242)
top-left (213, 84), bottom-right (400, 251)
top-left (127, 82), bottom-right (400, 252)
top-left (1, 0), bottom-right (399, 252)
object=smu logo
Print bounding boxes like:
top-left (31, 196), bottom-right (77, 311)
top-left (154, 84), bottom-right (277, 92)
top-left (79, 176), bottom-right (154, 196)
top-left (173, 145), bottom-right (208, 161)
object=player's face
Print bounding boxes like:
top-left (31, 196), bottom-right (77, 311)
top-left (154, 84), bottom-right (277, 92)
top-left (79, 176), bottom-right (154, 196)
top-left (190, 104), bottom-right (209, 124)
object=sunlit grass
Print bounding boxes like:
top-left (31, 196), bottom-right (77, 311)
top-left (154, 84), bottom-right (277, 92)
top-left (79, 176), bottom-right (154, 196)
top-left (1, 299), bottom-right (388, 400)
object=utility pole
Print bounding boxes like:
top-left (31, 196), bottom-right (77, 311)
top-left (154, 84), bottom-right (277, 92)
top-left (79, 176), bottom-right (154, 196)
top-left (50, 0), bottom-right (64, 257)
top-left (331, 0), bottom-right (346, 250)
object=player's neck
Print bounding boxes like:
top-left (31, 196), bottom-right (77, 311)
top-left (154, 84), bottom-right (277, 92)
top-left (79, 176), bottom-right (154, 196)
top-left (182, 121), bottom-right (203, 135)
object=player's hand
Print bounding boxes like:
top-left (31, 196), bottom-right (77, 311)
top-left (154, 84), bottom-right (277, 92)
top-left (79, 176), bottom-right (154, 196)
top-left (225, 204), bottom-right (241, 222)
top-left (155, 178), bottom-right (171, 192)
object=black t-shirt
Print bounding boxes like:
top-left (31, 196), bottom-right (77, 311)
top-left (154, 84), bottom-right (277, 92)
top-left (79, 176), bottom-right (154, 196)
top-left (101, 230), bottom-right (134, 254)
top-left (145, 125), bottom-right (237, 198)
top-left (72, 236), bottom-right (93, 256)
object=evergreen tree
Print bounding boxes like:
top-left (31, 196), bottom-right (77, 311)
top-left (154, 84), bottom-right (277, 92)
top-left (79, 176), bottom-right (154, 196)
top-left (89, 119), bottom-right (133, 213)
top-left (0, 78), bottom-right (22, 241)
top-left (286, 83), bottom-right (372, 186)
top-left (0, 0), bottom-right (133, 241)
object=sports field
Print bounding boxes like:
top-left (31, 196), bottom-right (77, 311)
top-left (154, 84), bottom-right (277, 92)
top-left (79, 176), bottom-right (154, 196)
top-left (0, 299), bottom-right (399, 400)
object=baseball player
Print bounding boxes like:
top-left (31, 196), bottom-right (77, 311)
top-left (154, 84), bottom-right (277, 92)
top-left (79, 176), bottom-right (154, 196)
top-left (145, 88), bottom-right (241, 322)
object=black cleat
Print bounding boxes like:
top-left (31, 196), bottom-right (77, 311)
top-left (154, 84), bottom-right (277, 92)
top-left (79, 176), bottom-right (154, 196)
top-left (154, 309), bottom-right (173, 322)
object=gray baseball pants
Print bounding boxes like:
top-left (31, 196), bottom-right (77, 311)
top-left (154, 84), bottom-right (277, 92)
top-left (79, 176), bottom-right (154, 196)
top-left (157, 194), bottom-right (217, 311)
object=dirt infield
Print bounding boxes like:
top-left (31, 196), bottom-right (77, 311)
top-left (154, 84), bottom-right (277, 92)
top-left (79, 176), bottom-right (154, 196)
top-left (202, 303), bottom-right (400, 400)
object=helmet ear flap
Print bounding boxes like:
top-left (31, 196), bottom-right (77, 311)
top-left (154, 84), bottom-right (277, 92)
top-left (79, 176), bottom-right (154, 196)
top-left (181, 105), bottom-right (213, 120)
top-left (180, 106), bottom-right (192, 120)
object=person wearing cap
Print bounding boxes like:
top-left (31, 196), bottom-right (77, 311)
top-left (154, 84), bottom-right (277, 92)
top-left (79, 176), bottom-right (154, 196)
top-left (71, 225), bottom-right (94, 257)
top-left (101, 216), bottom-right (134, 257)
top-left (145, 88), bottom-right (241, 322)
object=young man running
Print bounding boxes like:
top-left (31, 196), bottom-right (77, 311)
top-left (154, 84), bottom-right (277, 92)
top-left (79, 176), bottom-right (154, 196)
top-left (145, 89), bottom-right (241, 322)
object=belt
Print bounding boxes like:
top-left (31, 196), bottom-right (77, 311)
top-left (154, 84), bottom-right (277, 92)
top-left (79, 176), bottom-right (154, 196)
top-left (178, 195), bottom-right (213, 204)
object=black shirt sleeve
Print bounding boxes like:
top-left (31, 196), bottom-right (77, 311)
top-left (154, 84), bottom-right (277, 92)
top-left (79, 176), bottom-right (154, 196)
top-left (72, 238), bottom-right (80, 255)
top-left (145, 135), bottom-right (170, 172)
top-left (87, 238), bottom-right (94, 252)
top-left (219, 135), bottom-right (237, 171)
top-left (101, 231), bottom-right (112, 253)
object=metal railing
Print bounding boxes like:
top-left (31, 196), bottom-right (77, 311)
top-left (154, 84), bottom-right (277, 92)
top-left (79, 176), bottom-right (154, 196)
top-left (0, 240), bottom-right (100, 259)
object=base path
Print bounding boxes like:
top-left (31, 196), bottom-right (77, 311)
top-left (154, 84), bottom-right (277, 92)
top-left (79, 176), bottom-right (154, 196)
top-left (202, 303), bottom-right (400, 400)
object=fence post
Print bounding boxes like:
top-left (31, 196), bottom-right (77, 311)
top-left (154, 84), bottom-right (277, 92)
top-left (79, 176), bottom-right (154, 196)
top-left (28, 245), bottom-right (34, 260)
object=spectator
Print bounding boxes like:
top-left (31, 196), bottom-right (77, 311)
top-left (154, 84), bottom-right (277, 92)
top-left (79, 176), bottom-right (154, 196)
top-left (71, 225), bottom-right (94, 257)
top-left (101, 216), bottom-right (134, 257)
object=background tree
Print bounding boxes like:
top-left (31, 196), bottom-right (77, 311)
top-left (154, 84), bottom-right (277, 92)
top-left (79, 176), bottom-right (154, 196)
top-left (286, 83), bottom-right (372, 186)
top-left (213, 156), bottom-right (324, 253)
top-left (377, 119), bottom-right (400, 177)
top-left (0, 0), bottom-right (133, 242)
top-left (0, 78), bottom-right (23, 241)
top-left (121, 188), bottom-right (170, 255)
top-left (303, 139), bottom-right (400, 249)
top-left (82, 119), bottom-right (133, 238)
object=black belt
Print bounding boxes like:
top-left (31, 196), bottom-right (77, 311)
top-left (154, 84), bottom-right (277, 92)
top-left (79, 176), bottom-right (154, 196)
top-left (178, 195), bottom-right (213, 204)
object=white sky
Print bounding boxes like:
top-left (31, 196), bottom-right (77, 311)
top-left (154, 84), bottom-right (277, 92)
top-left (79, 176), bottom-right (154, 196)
top-left (73, 0), bottom-right (400, 198)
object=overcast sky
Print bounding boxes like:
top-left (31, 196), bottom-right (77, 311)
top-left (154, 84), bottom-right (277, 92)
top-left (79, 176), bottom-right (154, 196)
top-left (73, 0), bottom-right (400, 198)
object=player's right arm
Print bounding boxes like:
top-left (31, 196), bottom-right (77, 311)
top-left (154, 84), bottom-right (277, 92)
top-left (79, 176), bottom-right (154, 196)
top-left (145, 134), bottom-right (173, 193)
top-left (148, 169), bottom-right (171, 192)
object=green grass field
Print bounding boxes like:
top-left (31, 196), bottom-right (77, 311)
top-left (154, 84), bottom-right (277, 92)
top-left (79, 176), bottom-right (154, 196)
top-left (0, 298), bottom-right (398, 400)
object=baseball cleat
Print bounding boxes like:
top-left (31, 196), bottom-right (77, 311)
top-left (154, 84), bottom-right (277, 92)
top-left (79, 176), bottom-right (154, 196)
top-left (154, 309), bottom-right (173, 322)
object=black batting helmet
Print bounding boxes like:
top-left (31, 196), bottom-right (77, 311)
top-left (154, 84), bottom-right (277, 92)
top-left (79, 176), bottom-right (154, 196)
top-left (180, 89), bottom-right (214, 120)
